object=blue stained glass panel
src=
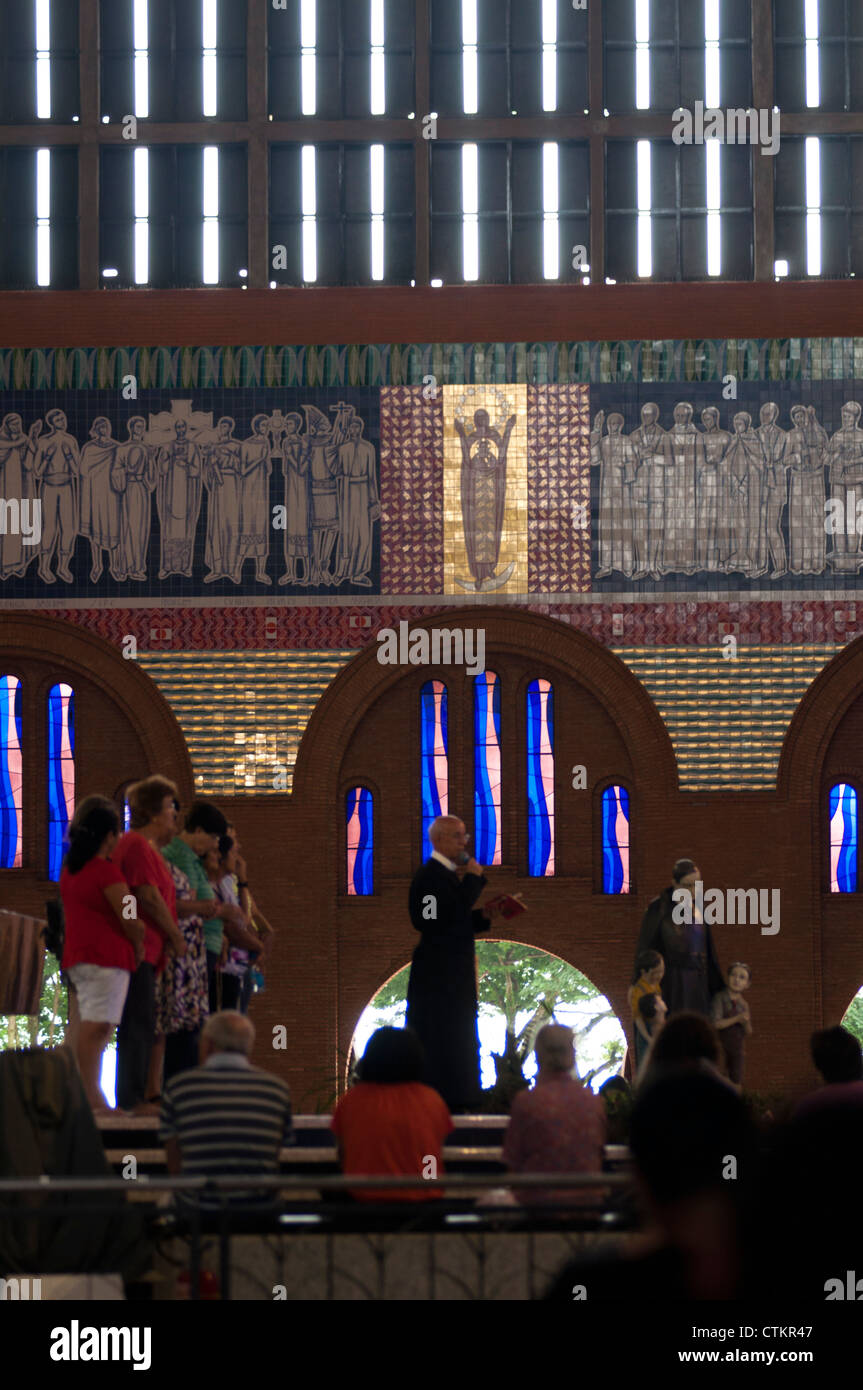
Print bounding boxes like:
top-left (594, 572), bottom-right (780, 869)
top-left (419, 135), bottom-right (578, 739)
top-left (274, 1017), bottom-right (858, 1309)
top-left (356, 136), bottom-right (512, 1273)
top-left (0, 676), bottom-right (23, 869)
top-left (47, 683), bottom-right (75, 882)
top-left (474, 671), bottom-right (501, 866)
top-left (346, 786), bottom-right (374, 896)
top-left (421, 680), bottom-right (448, 861)
top-left (829, 782), bottom-right (858, 893)
top-left (527, 678), bottom-right (555, 877)
top-left (602, 784), bottom-right (631, 893)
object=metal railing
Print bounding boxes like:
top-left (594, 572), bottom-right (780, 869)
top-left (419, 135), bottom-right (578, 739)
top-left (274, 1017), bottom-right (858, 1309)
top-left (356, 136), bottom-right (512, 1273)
top-left (0, 1170), bottom-right (636, 1301)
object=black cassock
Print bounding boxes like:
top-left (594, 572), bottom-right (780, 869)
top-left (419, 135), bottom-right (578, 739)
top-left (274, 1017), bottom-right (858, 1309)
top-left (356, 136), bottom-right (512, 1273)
top-left (405, 859), bottom-right (490, 1111)
top-left (634, 885), bottom-right (725, 1018)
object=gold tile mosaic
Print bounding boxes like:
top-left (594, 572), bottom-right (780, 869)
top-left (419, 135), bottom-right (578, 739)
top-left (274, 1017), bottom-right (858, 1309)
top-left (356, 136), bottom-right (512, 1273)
top-left (140, 644), bottom-right (839, 798)
top-left (139, 652), bottom-right (356, 796)
top-left (614, 645), bottom-right (840, 790)
top-left (442, 384), bottom-right (529, 597)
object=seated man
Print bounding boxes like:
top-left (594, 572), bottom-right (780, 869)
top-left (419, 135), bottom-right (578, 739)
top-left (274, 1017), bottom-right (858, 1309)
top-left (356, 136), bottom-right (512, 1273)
top-left (159, 1011), bottom-right (292, 1210)
top-left (502, 1024), bottom-right (606, 1207)
top-left (795, 1025), bottom-right (863, 1118)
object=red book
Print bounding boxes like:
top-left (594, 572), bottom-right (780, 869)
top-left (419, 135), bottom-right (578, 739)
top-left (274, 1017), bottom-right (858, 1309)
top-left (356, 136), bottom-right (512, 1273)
top-left (483, 892), bottom-right (527, 920)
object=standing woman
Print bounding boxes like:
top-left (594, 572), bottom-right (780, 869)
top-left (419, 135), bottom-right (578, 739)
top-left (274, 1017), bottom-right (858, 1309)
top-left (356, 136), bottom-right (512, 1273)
top-left (113, 776), bottom-right (187, 1115)
top-left (157, 862), bottom-right (208, 1084)
top-left (60, 796), bottom-right (146, 1111)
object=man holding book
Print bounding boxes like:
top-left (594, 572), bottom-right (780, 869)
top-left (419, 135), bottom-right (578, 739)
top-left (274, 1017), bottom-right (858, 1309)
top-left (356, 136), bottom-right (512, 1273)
top-left (405, 816), bottom-right (504, 1112)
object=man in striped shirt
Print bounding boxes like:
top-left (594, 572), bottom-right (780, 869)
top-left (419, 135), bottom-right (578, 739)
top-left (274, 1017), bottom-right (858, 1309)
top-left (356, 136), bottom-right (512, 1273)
top-left (159, 1012), bottom-right (292, 1210)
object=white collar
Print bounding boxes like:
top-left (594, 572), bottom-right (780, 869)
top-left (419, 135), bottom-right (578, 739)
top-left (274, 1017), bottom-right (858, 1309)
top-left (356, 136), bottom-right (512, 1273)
top-left (430, 849), bottom-right (457, 872)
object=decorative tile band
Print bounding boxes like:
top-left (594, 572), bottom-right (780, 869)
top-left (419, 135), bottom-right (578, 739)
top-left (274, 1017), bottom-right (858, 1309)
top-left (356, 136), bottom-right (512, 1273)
top-left (26, 601), bottom-right (861, 650)
top-left (2, 339), bottom-right (863, 390)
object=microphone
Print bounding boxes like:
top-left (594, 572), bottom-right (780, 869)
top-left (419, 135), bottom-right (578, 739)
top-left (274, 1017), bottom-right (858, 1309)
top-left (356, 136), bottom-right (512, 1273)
top-left (456, 851), bottom-right (470, 866)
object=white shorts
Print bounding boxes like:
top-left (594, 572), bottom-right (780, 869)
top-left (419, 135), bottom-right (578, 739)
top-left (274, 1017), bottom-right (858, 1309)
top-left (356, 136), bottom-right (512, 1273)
top-left (67, 964), bottom-right (130, 1025)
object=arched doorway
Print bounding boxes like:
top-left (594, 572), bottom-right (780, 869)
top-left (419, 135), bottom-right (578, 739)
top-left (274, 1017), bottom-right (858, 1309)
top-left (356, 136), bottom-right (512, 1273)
top-left (348, 941), bottom-right (627, 1096)
top-left (290, 607), bottom-right (677, 1099)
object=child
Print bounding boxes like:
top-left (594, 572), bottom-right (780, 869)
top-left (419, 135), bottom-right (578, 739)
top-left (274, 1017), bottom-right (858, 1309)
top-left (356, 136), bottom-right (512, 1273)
top-left (635, 993), bottom-right (669, 1084)
top-left (629, 949), bottom-right (665, 1071)
top-left (711, 962), bottom-right (752, 1089)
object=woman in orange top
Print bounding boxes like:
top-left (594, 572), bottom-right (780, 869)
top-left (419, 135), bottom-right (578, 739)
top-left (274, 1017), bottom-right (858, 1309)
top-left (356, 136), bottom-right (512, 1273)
top-left (331, 1027), bottom-right (453, 1202)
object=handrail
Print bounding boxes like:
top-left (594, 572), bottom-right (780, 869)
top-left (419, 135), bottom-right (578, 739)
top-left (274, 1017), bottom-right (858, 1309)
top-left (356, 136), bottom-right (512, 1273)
top-left (0, 1170), bottom-right (630, 1194)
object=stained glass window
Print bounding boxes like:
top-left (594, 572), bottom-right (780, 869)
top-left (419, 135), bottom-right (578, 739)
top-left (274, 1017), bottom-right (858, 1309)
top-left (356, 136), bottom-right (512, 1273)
top-left (421, 680), bottom-right (448, 861)
top-left (829, 782), bottom-right (857, 893)
top-left (526, 678), bottom-right (554, 877)
top-left (47, 681), bottom-right (74, 881)
top-left (602, 784), bottom-right (631, 893)
top-left (0, 675), bottom-right (23, 868)
top-left (346, 786), bottom-right (373, 895)
top-left (474, 670), bottom-right (501, 865)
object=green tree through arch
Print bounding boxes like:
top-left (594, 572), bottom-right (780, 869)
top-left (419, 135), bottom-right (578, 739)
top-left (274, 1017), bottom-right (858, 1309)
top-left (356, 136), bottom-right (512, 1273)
top-left (354, 941), bottom-right (626, 1100)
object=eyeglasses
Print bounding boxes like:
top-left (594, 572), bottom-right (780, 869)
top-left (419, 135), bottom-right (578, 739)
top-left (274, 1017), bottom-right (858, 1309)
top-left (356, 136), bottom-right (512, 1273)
top-left (171, 799), bottom-right (180, 812)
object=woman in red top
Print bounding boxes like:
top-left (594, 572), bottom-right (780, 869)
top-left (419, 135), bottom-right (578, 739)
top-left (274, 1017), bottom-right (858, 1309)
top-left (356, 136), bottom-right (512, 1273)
top-left (60, 796), bottom-right (147, 1112)
top-left (331, 1027), bottom-right (453, 1202)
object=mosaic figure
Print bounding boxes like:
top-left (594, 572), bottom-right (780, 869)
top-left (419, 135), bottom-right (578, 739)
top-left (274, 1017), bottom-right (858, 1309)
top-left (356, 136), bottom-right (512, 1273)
top-left (699, 407), bottom-right (732, 571)
top-left (34, 409), bottom-right (80, 584)
top-left (628, 403), bottom-right (672, 580)
top-left (663, 403), bottom-right (703, 576)
top-left (278, 412), bottom-right (310, 587)
top-left (238, 414), bottom-right (273, 586)
top-left (156, 418), bottom-right (203, 578)
top-left (827, 401), bottom-right (863, 573)
top-left (333, 417), bottom-right (380, 588)
top-left (0, 414), bottom-right (39, 579)
top-left (305, 402), bottom-right (354, 587)
top-left (455, 407), bottom-right (516, 592)
top-left (115, 417), bottom-right (156, 583)
top-left (756, 402), bottom-right (789, 580)
top-left (79, 417), bottom-right (124, 582)
top-left (590, 410), bottom-right (636, 579)
top-left (723, 412), bottom-right (765, 578)
top-left (786, 405), bottom-right (827, 576)
top-left (202, 417), bottom-right (242, 584)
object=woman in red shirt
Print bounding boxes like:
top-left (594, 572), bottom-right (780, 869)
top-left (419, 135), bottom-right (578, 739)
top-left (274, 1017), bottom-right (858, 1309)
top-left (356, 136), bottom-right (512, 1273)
top-left (60, 796), bottom-right (146, 1112)
top-left (332, 1027), bottom-right (453, 1202)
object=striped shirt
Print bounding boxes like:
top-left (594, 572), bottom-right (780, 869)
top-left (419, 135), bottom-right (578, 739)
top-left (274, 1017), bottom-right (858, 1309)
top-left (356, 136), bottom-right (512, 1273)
top-left (160, 1053), bottom-right (292, 1207)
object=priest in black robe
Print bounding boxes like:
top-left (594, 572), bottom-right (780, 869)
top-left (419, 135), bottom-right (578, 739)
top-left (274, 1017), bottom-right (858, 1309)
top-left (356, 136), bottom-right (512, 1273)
top-left (633, 858), bottom-right (725, 1019)
top-left (406, 815), bottom-right (501, 1111)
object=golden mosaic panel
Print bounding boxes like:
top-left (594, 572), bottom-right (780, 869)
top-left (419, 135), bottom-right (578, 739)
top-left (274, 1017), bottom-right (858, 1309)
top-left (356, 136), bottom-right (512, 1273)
top-left (614, 645), bottom-right (839, 790)
top-left (442, 384), bottom-right (529, 597)
top-left (139, 652), bottom-right (355, 796)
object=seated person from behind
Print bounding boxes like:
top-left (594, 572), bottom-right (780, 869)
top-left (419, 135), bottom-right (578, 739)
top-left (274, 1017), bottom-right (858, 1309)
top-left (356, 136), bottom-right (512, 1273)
top-left (331, 1027), bottom-right (453, 1202)
top-left (502, 1024), bottom-right (607, 1207)
top-left (638, 1011), bottom-right (730, 1091)
top-left (795, 1025), bottom-right (863, 1118)
top-left (159, 1011), bottom-right (292, 1209)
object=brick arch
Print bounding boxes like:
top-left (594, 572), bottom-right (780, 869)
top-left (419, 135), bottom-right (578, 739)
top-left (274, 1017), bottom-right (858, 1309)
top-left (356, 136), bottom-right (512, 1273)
top-left (0, 612), bottom-right (195, 800)
top-left (777, 634), bottom-right (863, 796)
top-left (293, 606), bottom-right (679, 801)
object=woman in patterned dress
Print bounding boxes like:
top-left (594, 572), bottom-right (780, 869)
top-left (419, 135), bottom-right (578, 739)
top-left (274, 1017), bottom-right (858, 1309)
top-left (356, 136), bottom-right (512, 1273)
top-left (158, 861), bottom-right (209, 1085)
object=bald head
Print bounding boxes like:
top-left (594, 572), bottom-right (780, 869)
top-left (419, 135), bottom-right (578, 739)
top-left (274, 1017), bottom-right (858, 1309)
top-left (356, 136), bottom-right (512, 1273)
top-left (200, 1011), bottom-right (255, 1059)
top-left (535, 1024), bottom-right (575, 1075)
top-left (428, 815), bottom-right (469, 863)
